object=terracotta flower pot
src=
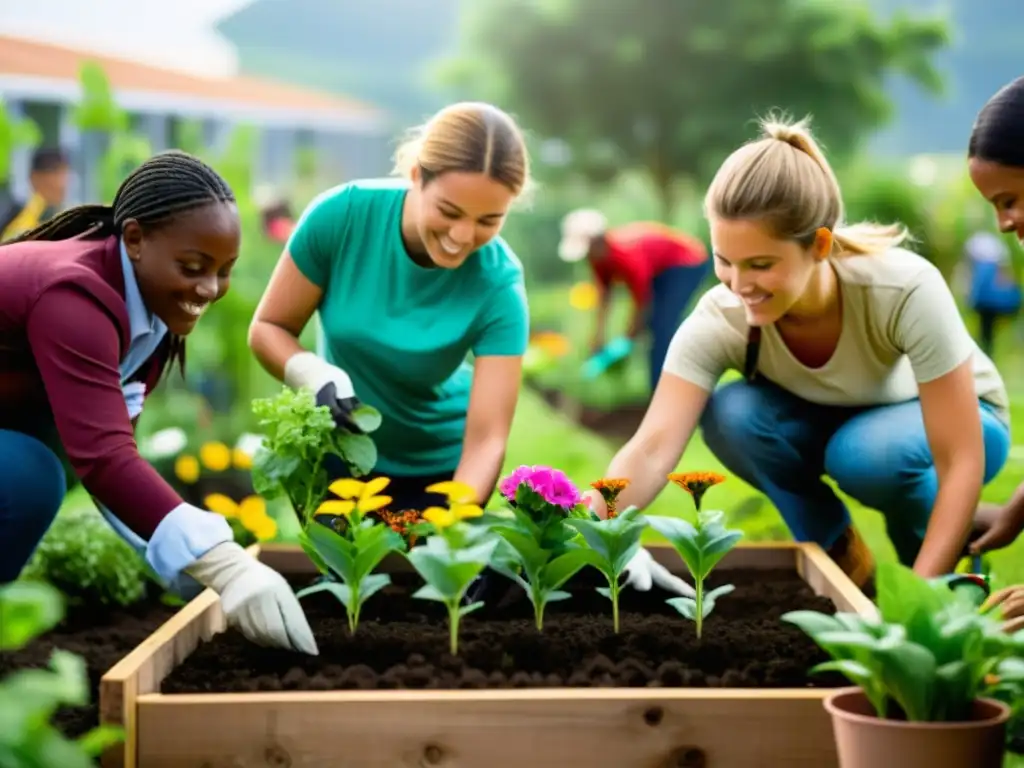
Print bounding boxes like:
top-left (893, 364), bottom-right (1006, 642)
top-left (824, 686), bottom-right (1011, 768)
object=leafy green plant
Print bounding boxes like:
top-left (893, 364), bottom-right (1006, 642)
top-left (295, 477), bottom-right (404, 634)
top-left (19, 505), bottom-right (148, 607)
top-left (783, 561), bottom-right (1024, 723)
top-left (0, 580), bottom-right (125, 766)
top-left (250, 387), bottom-right (381, 525)
top-left (488, 465), bottom-right (599, 631)
top-left (566, 483), bottom-right (647, 632)
top-left (645, 472), bottom-right (743, 639)
top-left (403, 481), bottom-right (499, 655)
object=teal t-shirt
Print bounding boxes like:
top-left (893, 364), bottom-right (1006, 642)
top-left (286, 178), bottom-right (530, 476)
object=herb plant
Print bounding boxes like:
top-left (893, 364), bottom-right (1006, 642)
top-left (295, 477), bottom-right (404, 634)
top-left (645, 471), bottom-right (742, 639)
top-left (250, 387), bottom-right (382, 525)
top-left (783, 561), bottom-right (1024, 722)
top-left (566, 488), bottom-right (647, 632)
top-left (404, 481), bottom-right (498, 655)
top-left (488, 465), bottom-right (599, 631)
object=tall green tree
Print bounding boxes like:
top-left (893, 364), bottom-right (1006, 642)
top-left (439, 0), bottom-right (950, 219)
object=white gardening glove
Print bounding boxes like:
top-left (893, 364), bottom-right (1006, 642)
top-left (284, 350), bottom-right (355, 399)
top-left (284, 351), bottom-right (363, 430)
top-left (623, 547), bottom-right (697, 598)
top-left (122, 381), bottom-right (146, 420)
top-left (185, 541), bottom-right (319, 655)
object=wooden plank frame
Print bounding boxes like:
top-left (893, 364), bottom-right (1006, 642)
top-left (99, 541), bottom-right (877, 768)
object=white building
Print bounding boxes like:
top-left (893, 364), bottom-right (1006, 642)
top-left (0, 26), bottom-right (393, 204)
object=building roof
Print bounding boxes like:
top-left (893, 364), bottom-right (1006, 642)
top-left (0, 34), bottom-right (388, 134)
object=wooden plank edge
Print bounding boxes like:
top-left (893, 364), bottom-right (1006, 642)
top-left (797, 541), bottom-right (879, 619)
top-left (138, 687), bottom-right (834, 705)
top-left (97, 543), bottom-right (261, 768)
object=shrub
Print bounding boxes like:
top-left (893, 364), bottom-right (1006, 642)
top-left (19, 505), bottom-right (149, 607)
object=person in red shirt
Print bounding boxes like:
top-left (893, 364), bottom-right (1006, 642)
top-left (559, 208), bottom-right (711, 391)
top-left (0, 150), bottom-right (316, 655)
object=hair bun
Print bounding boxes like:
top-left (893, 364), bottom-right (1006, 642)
top-left (761, 116), bottom-right (815, 152)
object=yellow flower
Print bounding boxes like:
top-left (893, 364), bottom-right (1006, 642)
top-left (231, 447), bottom-right (253, 470)
top-left (249, 515), bottom-right (277, 541)
top-left (203, 494), bottom-right (277, 541)
top-left (317, 476), bottom-right (392, 516)
top-left (569, 281), bottom-right (599, 311)
top-left (426, 480), bottom-right (478, 505)
top-left (422, 503), bottom-right (484, 529)
top-left (199, 442), bottom-right (231, 472)
top-left (238, 496), bottom-right (269, 531)
top-left (174, 454), bottom-right (200, 484)
top-left (316, 499), bottom-right (356, 517)
top-left (204, 493), bottom-right (239, 518)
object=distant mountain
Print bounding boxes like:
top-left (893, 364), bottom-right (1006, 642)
top-left (218, 0), bottom-right (1024, 156)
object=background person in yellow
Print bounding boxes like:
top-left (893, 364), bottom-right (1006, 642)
top-left (581, 115), bottom-right (1011, 594)
top-left (558, 209), bottom-right (711, 392)
top-left (0, 147), bottom-right (70, 242)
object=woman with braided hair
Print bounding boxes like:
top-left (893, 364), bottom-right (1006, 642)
top-left (583, 115), bottom-right (1011, 591)
top-left (0, 150), bottom-right (317, 656)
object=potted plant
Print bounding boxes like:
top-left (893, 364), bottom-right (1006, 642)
top-left (782, 560), bottom-right (1024, 768)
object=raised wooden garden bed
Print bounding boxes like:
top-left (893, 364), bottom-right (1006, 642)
top-left (99, 541), bottom-right (877, 767)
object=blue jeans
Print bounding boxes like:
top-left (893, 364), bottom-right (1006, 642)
top-left (648, 262), bottom-right (711, 390)
top-left (699, 378), bottom-right (1011, 565)
top-left (0, 429), bottom-right (68, 583)
top-left (0, 427), bottom-right (206, 598)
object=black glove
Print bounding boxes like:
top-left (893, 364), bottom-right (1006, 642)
top-left (315, 381), bottom-right (364, 434)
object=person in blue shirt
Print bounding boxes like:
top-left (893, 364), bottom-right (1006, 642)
top-left (249, 101), bottom-right (694, 598)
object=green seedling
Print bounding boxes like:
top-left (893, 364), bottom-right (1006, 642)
top-left (567, 504), bottom-right (647, 632)
top-left (296, 478), bottom-right (404, 635)
top-left (395, 481), bottom-right (499, 656)
top-left (646, 472), bottom-right (743, 638)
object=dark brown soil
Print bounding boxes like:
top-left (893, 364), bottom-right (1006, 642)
top-left (161, 568), bottom-right (848, 694)
top-left (0, 589), bottom-right (178, 738)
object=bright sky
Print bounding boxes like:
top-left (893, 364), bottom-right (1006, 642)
top-left (0, 0), bottom-right (255, 77)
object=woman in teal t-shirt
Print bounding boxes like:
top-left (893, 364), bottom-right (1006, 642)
top-left (250, 101), bottom-right (696, 600)
top-left (250, 102), bottom-right (531, 513)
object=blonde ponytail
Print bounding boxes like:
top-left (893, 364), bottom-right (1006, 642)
top-left (706, 114), bottom-right (908, 256)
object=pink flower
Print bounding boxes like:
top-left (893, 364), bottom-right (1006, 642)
top-left (499, 465), bottom-right (581, 509)
top-left (499, 465), bottom-right (534, 500)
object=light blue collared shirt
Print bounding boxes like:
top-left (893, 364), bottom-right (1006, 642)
top-left (118, 240), bottom-right (169, 383)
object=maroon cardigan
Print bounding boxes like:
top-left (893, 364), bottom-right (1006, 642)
top-left (0, 234), bottom-right (183, 537)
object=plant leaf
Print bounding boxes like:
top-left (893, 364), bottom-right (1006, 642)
top-left (667, 595), bottom-right (698, 620)
top-left (542, 548), bottom-right (602, 590)
top-left (0, 580), bottom-right (65, 651)
top-left (356, 572), bottom-right (391, 607)
top-left (874, 640), bottom-right (938, 722)
top-left (349, 404), bottom-right (383, 433)
top-left (296, 581), bottom-right (353, 610)
top-left (305, 522), bottom-right (357, 583)
top-left (701, 583), bottom-right (735, 618)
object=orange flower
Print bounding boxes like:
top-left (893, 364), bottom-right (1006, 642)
top-left (377, 509), bottom-right (424, 546)
top-left (591, 478), bottom-right (630, 518)
top-left (668, 471), bottom-right (726, 511)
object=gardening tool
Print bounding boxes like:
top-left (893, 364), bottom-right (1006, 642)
top-left (580, 336), bottom-right (633, 380)
top-left (932, 572), bottom-right (992, 608)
